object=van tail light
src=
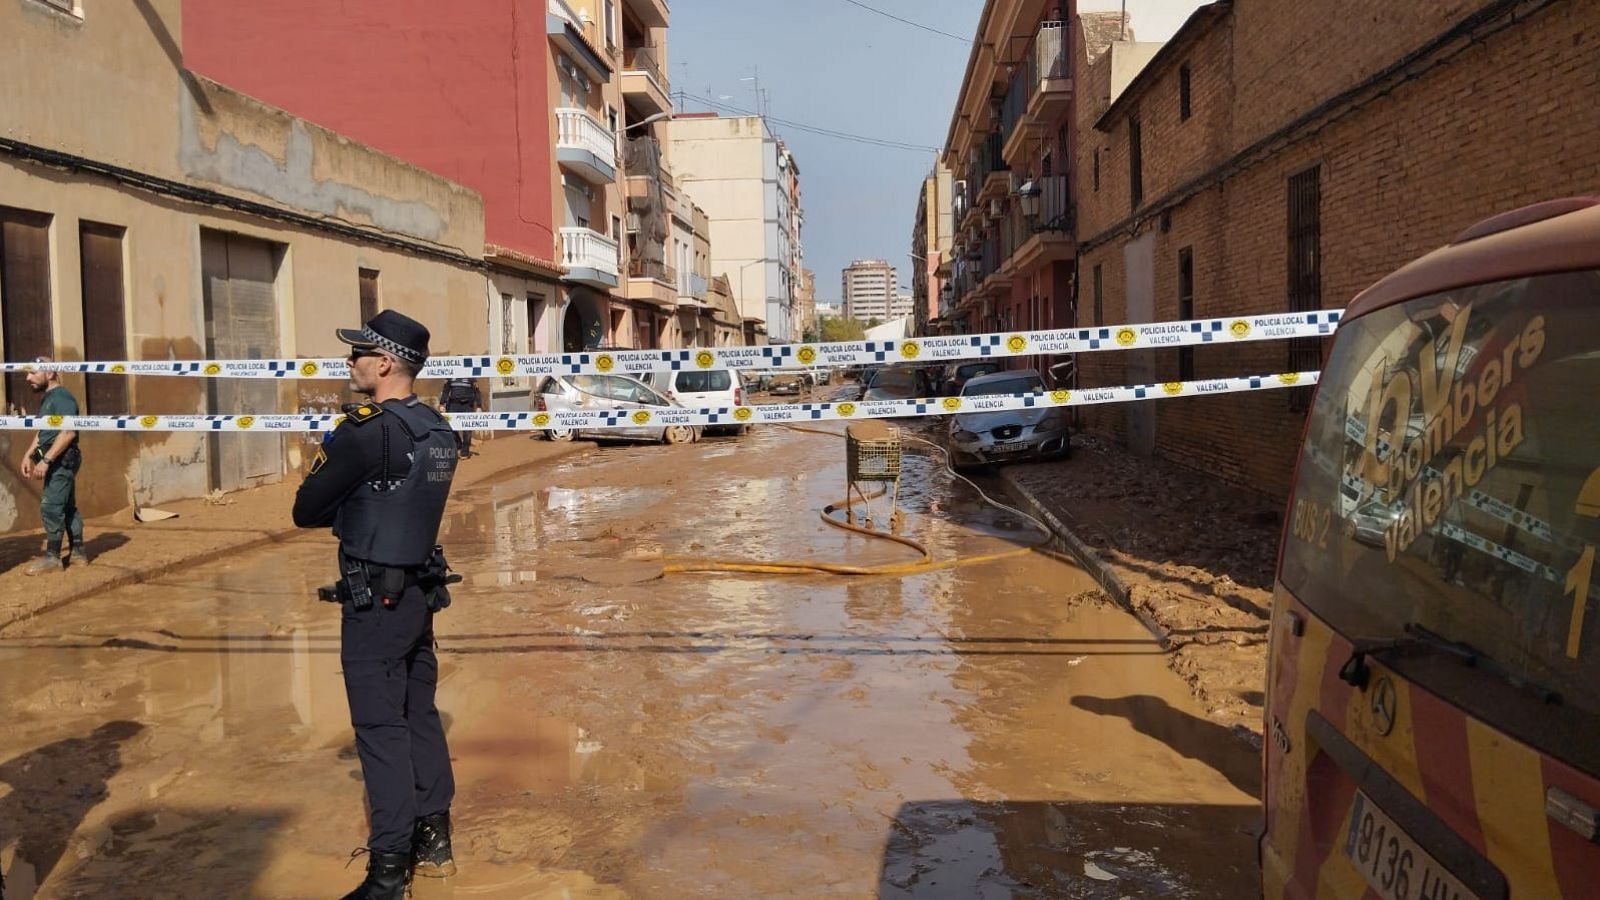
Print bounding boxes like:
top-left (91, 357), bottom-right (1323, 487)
top-left (734, 386), bottom-right (744, 406)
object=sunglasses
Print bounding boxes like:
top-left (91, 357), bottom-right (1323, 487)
top-left (347, 348), bottom-right (387, 361)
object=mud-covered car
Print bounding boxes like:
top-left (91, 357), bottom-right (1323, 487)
top-left (768, 372), bottom-right (806, 396)
top-left (946, 369), bottom-right (1070, 469)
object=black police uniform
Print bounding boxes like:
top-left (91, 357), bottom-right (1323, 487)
top-left (292, 395), bottom-right (458, 857)
top-left (438, 378), bottom-right (482, 457)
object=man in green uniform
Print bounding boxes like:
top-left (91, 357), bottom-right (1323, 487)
top-left (19, 358), bottom-right (86, 574)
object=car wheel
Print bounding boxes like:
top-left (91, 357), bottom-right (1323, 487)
top-left (663, 424), bottom-right (695, 445)
top-left (545, 427), bottom-right (575, 442)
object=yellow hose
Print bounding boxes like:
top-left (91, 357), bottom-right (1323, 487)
top-left (659, 424), bottom-right (1051, 578)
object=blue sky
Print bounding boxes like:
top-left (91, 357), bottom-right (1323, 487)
top-left (669, 1), bottom-right (1201, 303)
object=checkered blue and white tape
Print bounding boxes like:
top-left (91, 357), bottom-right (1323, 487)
top-left (0, 370), bottom-right (1322, 431)
top-left (0, 309), bottom-right (1343, 379)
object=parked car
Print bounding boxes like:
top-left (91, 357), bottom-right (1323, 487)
top-left (939, 360), bottom-right (1004, 396)
top-left (768, 372), bottom-right (807, 396)
top-left (946, 369), bottom-right (1069, 469)
top-left (640, 368), bottom-right (747, 435)
top-left (532, 374), bottom-right (700, 444)
top-left (861, 366), bottom-right (926, 402)
top-left (810, 366), bottom-right (832, 386)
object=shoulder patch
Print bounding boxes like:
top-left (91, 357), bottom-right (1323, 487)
top-left (341, 403), bottom-right (385, 425)
top-left (309, 447), bottom-right (328, 475)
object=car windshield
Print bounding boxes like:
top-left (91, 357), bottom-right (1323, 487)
top-left (676, 370), bottom-right (732, 392)
top-left (1281, 269), bottom-right (1600, 770)
top-left (868, 370), bottom-right (919, 394)
top-left (958, 363), bottom-right (1001, 379)
top-left (963, 376), bottom-right (1043, 397)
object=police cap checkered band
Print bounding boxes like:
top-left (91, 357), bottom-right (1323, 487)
top-left (336, 310), bottom-right (429, 365)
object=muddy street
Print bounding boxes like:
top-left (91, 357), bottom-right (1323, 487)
top-left (0, 426), bottom-right (1260, 898)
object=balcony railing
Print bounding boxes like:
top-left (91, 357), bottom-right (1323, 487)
top-left (628, 255), bottom-right (678, 284)
top-left (1037, 173), bottom-right (1073, 232)
top-left (556, 108), bottom-right (617, 162)
top-left (560, 226), bottom-right (620, 276)
top-left (623, 46), bottom-right (669, 93)
top-left (1033, 21), bottom-right (1069, 81)
top-left (687, 272), bottom-right (708, 299)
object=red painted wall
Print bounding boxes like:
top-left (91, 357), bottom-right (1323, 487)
top-left (183, 0), bottom-right (555, 260)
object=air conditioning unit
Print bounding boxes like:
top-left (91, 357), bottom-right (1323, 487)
top-left (625, 211), bottom-right (642, 234)
top-left (987, 198), bottom-right (1005, 219)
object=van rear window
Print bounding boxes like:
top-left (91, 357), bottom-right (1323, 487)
top-left (675, 370), bottom-right (732, 392)
top-left (1281, 270), bottom-right (1600, 768)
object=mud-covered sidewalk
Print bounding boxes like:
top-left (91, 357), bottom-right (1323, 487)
top-left (1000, 434), bottom-right (1281, 740)
top-left (0, 435), bottom-right (591, 634)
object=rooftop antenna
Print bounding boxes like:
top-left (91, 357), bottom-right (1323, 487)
top-left (1121, 0), bottom-right (1127, 39)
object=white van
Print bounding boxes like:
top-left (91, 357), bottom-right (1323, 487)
top-left (639, 369), bottom-right (748, 436)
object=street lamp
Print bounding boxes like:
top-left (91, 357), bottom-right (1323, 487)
top-left (1015, 179), bottom-right (1042, 220)
top-left (623, 110), bottom-right (673, 133)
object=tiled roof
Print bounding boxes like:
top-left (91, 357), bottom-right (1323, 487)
top-left (1079, 11), bottom-right (1133, 65)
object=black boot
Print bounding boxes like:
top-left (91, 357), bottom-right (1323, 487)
top-left (341, 849), bottom-right (409, 899)
top-left (410, 811), bottom-right (456, 878)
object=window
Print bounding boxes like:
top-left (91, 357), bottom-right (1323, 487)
top-left (1093, 149), bottom-right (1100, 192)
top-left (1, 207), bottom-right (54, 413)
top-left (80, 222), bottom-right (128, 415)
top-left (1281, 271), bottom-right (1600, 769)
top-left (1092, 264), bottom-right (1104, 326)
top-left (1177, 246), bottom-right (1195, 381)
top-left (612, 215), bottom-right (623, 242)
top-left (674, 370), bottom-right (732, 393)
top-left (1287, 165), bottom-right (1322, 408)
top-left (604, 0), bottom-right (616, 48)
top-left (1128, 114), bottom-right (1144, 210)
top-left (358, 268), bottom-right (380, 322)
top-left (527, 293), bottom-right (545, 354)
top-left (1179, 65), bottom-right (1193, 121)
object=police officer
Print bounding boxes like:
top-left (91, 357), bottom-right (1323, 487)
top-left (293, 311), bottom-right (460, 898)
top-left (437, 375), bottom-right (482, 458)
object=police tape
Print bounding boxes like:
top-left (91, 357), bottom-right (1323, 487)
top-left (0, 370), bottom-right (1321, 431)
top-left (0, 309), bottom-right (1343, 379)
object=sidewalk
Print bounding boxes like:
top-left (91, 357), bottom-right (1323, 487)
top-left (0, 434), bottom-right (592, 634)
top-left (999, 434), bottom-right (1281, 741)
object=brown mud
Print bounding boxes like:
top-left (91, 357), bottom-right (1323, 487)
top-left (0, 425), bottom-right (1260, 897)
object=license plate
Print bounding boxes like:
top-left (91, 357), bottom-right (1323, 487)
top-left (989, 442), bottom-right (1030, 454)
top-left (1343, 793), bottom-right (1479, 900)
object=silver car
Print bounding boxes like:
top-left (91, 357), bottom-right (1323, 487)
top-left (946, 369), bottom-right (1070, 469)
top-left (533, 374), bottom-right (700, 444)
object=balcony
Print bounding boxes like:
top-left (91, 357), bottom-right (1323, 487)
top-left (560, 227), bottom-right (620, 290)
top-left (546, 1), bottom-right (612, 82)
top-left (622, 46), bottom-right (671, 117)
top-left (623, 0), bottom-right (669, 29)
top-left (975, 132), bottom-right (1010, 206)
top-left (1008, 175), bottom-right (1076, 272)
top-left (556, 108), bottom-right (618, 184)
top-left (626, 255), bottom-right (679, 308)
top-left (1002, 22), bottom-right (1074, 165)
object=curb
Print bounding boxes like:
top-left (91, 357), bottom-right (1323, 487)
top-left (0, 440), bottom-right (594, 634)
top-left (997, 469), bottom-right (1173, 649)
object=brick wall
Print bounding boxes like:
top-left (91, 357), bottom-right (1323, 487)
top-left (1074, 0), bottom-right (1600, 500)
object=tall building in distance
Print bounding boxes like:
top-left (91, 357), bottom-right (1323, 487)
top-left (842, 259), bottom-right (904, 322)
top-left (670, 113), bottom-right (803, 343)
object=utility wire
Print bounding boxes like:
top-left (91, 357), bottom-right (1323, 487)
top-left (837, 0), bottom-right (973, 44)
top-left (679, 91), bottom-right (940, 153)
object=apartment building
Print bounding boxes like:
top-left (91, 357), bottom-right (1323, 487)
top-left (1075, 0), bottom-right (1600, 498)
top-left (941, 2), bottom-right (1079, 341)
top-left (1, 0), bottom-right (486, 533)
top-left (670, 114), bottom-right (804, 343)
top-left (910, 165), bottom-right (954, 335)
top-left (841, 259), bottom-right (899, 322)
top-left (794, 269), bottom-right (818, 342)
